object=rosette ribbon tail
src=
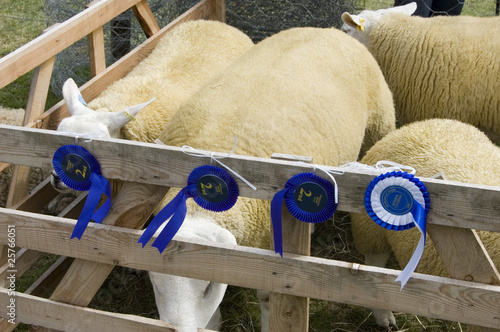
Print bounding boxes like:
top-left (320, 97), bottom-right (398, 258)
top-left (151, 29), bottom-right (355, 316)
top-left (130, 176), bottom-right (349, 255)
top-left (138, 184), bottom-right (197, 253)
top-left (271, 188), bottom-right (287, 257)
top-left (395, 202), bottom-right (427, 289)
top-left (71, 172), bottom-right (111, 239)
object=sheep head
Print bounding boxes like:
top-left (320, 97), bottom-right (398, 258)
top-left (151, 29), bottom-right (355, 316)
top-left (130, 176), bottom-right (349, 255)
top-left (57, 78), bottom-right (154, 139)
top-left (341, 2), bottom-right (417, 46)
top-left (149, 216), bottom-right (237, 332)
top-left (51, 78), bottom-right (154, 192)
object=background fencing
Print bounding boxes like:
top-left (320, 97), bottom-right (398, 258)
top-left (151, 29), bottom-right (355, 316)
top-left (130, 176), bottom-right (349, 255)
top-left (1, 0), bottom-right (498, 107)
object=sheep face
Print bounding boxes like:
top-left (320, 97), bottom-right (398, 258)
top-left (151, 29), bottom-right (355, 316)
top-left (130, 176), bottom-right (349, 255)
top-left (51, 78), bottom-right (154, 192)
top-left (341, 2), bottom-right (417, 46)
top-left (149, 216), bottom-right (238, 332)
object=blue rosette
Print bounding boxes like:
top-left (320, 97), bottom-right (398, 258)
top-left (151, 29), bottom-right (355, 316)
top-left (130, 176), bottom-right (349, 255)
top-left (138, 165), bottom-right (239, 253)
top-left (364, 171), bottom-right (430, 289)
top-left (271, 172), bottom-right (338, 257)
top-left (52, 144), bottom-right (111, 239)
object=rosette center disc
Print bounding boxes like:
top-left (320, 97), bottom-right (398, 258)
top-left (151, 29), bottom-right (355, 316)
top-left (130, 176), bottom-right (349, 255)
top-left (380, 185), bottom-right (414, 216)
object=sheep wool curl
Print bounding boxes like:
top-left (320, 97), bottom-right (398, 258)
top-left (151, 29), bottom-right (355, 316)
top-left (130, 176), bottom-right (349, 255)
top-left (0, 106), bottom-right (25, 126)
top-left (350, 118), bottom-right (500, 326)
top-left (341, 4), bottom-right (500, 142)
top-left (86, 19), bottom-right (254, 143)
top-left (157, 26), bottom-right (396, 247)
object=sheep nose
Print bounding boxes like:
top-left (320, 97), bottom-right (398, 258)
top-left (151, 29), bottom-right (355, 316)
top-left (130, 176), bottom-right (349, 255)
top-left (50, 170), bottom-right (70, 192)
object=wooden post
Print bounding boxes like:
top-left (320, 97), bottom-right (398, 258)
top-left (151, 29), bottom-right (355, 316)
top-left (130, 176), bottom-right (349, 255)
top-left (86, 1), bottom-right (107, 76)
top-left (269, 153), bottom-right (312, 331)
top-left (88, 26), bottom-right (106, 77)
top-left (132, 0), bottom-right (160, 38)
top-left (211, 0), bottom-right (226, 22)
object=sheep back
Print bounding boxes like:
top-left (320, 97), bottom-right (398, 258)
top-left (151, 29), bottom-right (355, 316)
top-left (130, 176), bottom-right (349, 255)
top-left (160, 27), bottom-right (395, 163)
top-left (351, 119), bottom-right (500, 276)
top-left (369, 14), bottom-right (500, 139)
top-left (157, 27), bottom-right (395, 248)
top-left (86, 20), bottom-right (254, 143)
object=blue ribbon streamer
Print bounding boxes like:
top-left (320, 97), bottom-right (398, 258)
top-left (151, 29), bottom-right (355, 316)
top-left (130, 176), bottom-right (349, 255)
top-left (138, 184), bottom-right (198, 253)
top-left (270, 188), bottom-right (287, 257)
top-left (70, 172), bottom-right (111, 239)
top-left (395, 200), bottom-right (427, 289)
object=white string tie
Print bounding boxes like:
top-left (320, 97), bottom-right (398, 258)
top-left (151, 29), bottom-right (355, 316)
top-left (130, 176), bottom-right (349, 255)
top-left (56, 131), bottom-right (106, 144)
top-left (182, 136), bottom-right (257, 191)
top-left (294, 162), bottom-right (344, 204)
top-left (340, 160), bottom-right (416, 175)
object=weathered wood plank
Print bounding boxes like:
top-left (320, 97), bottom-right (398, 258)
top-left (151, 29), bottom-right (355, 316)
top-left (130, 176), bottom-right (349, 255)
top-left (0, 287), bottom-right (176, 332)
top-left (0, 0), bottom-right (143, 89)
top-left (23, 0), bottom-right (218, 131)
top-left (1, 125), bottom-right (500, 231)
top-left (0, 210), bottom-right (499, 329)
top-left (45, 182), bottom-right (167, 310)
top-left (428, 224), bottom-right (500, 284)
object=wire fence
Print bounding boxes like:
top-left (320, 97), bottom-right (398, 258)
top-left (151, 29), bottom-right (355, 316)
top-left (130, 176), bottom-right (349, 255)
top-left (0, 0), bottom-right (498, 109)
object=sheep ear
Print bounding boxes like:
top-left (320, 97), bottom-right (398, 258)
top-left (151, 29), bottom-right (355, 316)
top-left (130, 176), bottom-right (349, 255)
top-left (393, 2), bottom-right (417, 15)
top-left (341, 12), bottom-right (363, 30)
top-left (109, 98), bottom-right (155, 130)
top-left (62, 78), bottom-right (91, 116)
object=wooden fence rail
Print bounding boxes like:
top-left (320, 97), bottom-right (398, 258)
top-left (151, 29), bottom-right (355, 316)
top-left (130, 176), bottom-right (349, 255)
top-left (0, 125), bottom-right (499, 330)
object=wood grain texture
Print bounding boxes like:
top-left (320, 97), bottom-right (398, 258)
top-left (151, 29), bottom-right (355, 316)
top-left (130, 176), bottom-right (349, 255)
top-left (0, 210), bottom-right (498, 329)
top-left (1, 125), bottom-right (499, 232)
top-left (428, 224), bottom-right (500, 284)
top-left (0, 287), bottom-right (176, 332)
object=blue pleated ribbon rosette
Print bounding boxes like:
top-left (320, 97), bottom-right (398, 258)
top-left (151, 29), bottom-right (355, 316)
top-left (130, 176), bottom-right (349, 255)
top-left (271, 172), bottom-right (338, 257)
top-left (52, 145), bottom-right (111, 239)
top-left (364, 171), bottom-right (430, 289)
top-left (138, 165), bottom-right (239, 253)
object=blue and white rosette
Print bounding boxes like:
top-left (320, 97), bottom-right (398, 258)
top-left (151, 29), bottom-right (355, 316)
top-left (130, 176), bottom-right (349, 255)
top-left (52, 144), bottom-right (111, 239)
top-left (271, 172), bottom-right (338, 257)
top-left (364, 171), bottom-right (430, 289)
top-left (138, 165), bottom-right (239, 253)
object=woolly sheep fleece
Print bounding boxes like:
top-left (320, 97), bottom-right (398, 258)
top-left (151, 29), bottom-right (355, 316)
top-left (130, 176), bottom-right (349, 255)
top-left (156, 26), bottom-right (395, 248)
top-left (341, 5), bottom-right (500, 141)
top-left (86, 19), bottom-right (254, 142)
top-left (350, 119), bottom-right (500, 280)
top-left (0, 106), bottom-right (24, 126)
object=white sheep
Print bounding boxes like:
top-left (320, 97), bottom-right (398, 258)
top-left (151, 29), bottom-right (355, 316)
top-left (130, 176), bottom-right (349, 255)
top-left (56, 19), bottom-right (254, 142)
top-left (341, 3), bottom-right (500, 142)
top-left (151, 25), bottom-right (396, 331)
top-left (52, 19), bottom-right (254, 191)
top-left (349, 118), bottom-right (500, 329)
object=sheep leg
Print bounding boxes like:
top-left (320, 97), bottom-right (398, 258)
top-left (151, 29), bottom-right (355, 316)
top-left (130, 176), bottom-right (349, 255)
top-left (364, 253), bottom-right (398, 329)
